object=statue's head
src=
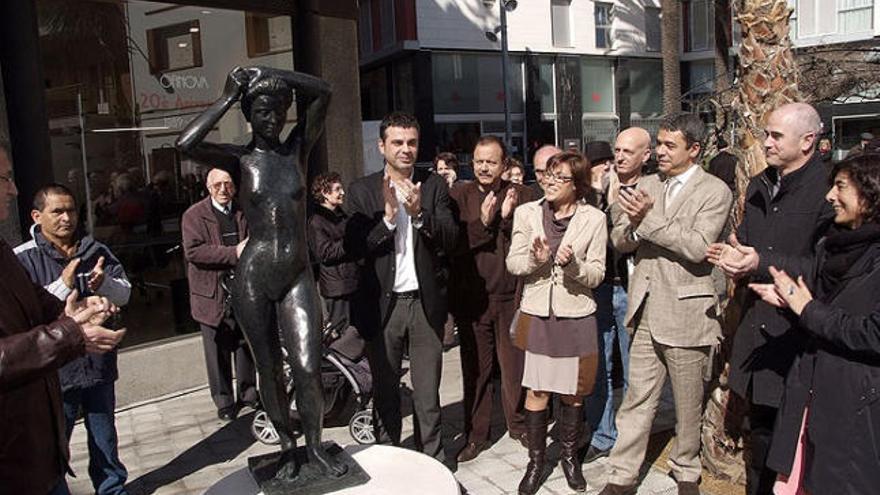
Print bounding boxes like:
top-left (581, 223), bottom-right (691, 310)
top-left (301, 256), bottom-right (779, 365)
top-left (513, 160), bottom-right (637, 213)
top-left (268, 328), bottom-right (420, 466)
top-left (242, 76), bottom-right (292, 142)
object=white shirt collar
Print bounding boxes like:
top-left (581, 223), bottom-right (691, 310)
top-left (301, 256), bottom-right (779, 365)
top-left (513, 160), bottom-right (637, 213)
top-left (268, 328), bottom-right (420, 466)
top-left (670, 163), bottom-right (699, 186)
top-left (211, 198), bottom-right (231, 214)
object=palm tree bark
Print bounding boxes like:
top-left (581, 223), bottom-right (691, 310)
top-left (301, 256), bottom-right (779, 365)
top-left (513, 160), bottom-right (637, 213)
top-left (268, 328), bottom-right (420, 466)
top-left (661, 0), bottom-right (682, 114)
top-left (700, 0), bottom-right (802, 484)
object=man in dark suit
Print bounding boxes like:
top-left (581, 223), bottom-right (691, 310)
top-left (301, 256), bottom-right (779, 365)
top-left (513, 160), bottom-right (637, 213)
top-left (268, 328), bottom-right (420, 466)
top-left (346, 112), bottom-right (458, 461)
top-left (181, 168), bottom-right (257, 421)
top-left (708, 102), bottom-right (834, 495)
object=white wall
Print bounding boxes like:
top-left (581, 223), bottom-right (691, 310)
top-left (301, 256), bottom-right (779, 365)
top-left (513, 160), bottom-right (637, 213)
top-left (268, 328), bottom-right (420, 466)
top-left (416, 0), bottom-right (660, 56)
top-left (791, 0), bottom-right (878, 47)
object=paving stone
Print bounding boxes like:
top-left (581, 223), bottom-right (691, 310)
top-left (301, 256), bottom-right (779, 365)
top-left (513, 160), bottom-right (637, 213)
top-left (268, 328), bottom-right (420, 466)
top-left (461, 478), bottom-right (506, 495)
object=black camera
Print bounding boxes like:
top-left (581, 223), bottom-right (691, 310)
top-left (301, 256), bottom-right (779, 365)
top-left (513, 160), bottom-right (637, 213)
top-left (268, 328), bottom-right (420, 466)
top-left (75, 272), bottom-right (91, 296)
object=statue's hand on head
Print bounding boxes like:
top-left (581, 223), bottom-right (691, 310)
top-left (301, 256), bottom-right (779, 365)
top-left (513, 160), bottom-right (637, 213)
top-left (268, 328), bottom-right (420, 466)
top-left (223, 66), bottom-right (251, 100)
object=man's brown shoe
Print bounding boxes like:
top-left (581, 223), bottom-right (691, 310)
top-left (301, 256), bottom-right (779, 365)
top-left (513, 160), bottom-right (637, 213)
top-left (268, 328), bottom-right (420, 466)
top-left (598, 483), bottom-right (637, 495)
top-left (677, 480), bottom-right (701, 495)
top-left (456, 441), bottom-right (486, 463)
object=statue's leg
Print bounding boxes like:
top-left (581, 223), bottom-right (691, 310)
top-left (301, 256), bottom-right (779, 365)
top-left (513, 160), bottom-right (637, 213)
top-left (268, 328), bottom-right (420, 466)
top-left (232, 278), bottom-right (298, 457)
top-left (279, 271), bottom-right (348, 478)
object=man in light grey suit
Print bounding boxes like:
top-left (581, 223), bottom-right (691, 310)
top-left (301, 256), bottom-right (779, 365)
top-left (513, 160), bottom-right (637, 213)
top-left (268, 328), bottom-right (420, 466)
top-left (599, 114), bottom-right (733, 495)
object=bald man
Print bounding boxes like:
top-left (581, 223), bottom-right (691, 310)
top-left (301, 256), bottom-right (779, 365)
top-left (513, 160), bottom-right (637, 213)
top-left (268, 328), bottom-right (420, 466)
top-left (181, 168), bottom-right (257, 420)
top-left (707, 103), bottom-right (834, 495)
top-left (583, 127), bottom-right (652, 463)
top-left (530, 144), bottom-right (561, 196)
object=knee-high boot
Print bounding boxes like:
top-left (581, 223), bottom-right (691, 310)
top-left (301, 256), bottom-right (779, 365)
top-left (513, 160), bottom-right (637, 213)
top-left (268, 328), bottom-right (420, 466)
top-left (559, 403), bottom-right (587, 492)
top-left (518, 409), bottom-right (548, 495)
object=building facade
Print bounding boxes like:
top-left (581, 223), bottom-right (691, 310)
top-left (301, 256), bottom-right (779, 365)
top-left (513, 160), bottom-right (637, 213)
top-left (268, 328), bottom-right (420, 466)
top-left (787, 0), bottom-right (880, 158)
top-left (358, 0), bottom-right (880, 167)
top-left (357, 0), bottom-right (729, 168)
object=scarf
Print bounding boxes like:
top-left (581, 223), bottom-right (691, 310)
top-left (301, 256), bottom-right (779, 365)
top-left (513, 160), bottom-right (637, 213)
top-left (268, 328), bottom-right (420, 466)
top-left (819, 222), bottom-right (880, 299)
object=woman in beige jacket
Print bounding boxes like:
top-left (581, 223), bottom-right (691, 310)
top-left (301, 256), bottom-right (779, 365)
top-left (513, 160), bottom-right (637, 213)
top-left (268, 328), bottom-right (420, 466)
top-left (506, 151), bottom-right (607, 494)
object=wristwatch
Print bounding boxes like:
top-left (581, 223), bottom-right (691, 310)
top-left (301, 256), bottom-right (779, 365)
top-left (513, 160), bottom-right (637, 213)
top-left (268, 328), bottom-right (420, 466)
top-left (412, 211), bottom-right (425, 229)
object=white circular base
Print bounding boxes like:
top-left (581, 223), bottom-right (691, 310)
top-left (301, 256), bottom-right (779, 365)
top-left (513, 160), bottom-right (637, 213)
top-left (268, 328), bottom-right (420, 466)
top-left (207, 444), bottom-right (459, 494)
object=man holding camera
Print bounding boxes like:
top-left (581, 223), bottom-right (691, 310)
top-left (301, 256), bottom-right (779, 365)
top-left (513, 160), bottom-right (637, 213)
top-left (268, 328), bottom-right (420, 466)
top-left (14, 184), bottom-right (131, 494)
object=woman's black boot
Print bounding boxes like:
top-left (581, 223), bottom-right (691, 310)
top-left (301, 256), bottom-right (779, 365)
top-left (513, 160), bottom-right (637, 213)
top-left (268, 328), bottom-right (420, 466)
top-left (518, 408), bottom-right (548, 495)
top-left (559, 403), bottom-right (587, 492)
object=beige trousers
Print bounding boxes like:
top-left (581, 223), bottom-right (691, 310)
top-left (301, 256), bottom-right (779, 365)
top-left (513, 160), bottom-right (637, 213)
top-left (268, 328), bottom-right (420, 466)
top-left (606, 309), bottom-right (710, 485)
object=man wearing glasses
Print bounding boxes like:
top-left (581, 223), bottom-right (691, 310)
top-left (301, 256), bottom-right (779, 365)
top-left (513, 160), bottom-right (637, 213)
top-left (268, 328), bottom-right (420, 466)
top-left (181, 167), bottom-right (256, 421)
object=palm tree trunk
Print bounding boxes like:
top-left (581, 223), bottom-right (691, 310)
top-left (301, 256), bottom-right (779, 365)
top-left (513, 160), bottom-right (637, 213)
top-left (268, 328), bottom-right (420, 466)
top-left (661, 0), bottom-right (682, 114)
top-left (700, 0), bottom-right (802, 484)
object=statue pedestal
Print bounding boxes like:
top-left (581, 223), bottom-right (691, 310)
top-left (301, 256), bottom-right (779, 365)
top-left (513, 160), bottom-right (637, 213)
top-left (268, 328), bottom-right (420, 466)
top-left (206, 444), bottom-right (459, 494)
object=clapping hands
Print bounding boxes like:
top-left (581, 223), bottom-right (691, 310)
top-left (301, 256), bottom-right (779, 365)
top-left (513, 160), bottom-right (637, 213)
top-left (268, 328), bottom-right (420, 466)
top-left (531, 236), bottom-right (551, 265)
top-left (64, 291), bottom-right (126, 354)
top-left (748, 266), bottom-right (814, 316)
top-left (617, 187), bottom-right (653, 228)
top-left (707, 234), bottom-right (760, 279)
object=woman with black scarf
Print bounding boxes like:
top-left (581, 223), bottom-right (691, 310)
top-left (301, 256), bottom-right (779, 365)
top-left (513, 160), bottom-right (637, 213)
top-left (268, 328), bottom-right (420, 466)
top-left (748, 153), bottom-right (880, 495)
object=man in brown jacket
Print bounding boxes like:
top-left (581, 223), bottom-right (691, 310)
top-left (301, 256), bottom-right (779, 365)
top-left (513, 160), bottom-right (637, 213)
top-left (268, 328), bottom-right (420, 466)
top-left (181, 168), bottom-right (256, 421)
top-left (449, 136), bottom-right (535, 462)
top-left (0, 142), bottom-right (125, 494)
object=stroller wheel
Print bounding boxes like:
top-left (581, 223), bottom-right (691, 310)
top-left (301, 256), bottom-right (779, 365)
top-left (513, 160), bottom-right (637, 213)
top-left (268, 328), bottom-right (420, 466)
top-left (349, 409), bottom-right (376, 445)
top-left (251, 409), bottom-right (280, 445)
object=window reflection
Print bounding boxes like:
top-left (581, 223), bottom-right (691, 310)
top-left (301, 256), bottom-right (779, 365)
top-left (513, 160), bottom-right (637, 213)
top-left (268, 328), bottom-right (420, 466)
top-left (37, 0), bottom-right (295, 346)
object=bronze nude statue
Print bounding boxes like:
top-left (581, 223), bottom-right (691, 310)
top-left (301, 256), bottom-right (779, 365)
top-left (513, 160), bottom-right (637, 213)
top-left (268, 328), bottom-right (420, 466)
top-left (176, 66), bottom-right (348, 482)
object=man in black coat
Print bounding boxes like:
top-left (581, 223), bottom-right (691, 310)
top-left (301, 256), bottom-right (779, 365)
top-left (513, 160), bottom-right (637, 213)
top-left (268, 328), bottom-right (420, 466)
top-left (345, 112), bottom-right (458, 461)
top-left (708, 102), bottom-right (834, 495)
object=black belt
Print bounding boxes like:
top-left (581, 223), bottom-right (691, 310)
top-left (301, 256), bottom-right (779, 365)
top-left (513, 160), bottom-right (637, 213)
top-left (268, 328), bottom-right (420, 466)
top-left (393, 290), bottom-right (420, 299)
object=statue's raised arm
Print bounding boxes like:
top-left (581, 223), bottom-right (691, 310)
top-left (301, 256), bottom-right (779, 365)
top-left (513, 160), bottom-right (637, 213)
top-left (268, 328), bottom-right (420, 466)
top-left (254, 67), bottom-right (331, 161)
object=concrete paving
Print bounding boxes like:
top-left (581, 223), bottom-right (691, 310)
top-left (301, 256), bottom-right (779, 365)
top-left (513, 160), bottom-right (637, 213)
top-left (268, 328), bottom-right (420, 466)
top-left (67, 347), bottom-right (742, 495)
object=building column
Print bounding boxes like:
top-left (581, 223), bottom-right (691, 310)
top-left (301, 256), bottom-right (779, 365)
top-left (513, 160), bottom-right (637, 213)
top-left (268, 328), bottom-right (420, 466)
top-left (412, 51), bottom-right (436, 163)
top-left (0, 0), bottom-right (54, 240)
top-left (616, 59), bottom-right (632, 131)
top-left (0, 60), bottom-right (21, 245)
top-left (295, 0), bottom-right (363, 187)
top-left (554, 55), bottom-right (583, 151)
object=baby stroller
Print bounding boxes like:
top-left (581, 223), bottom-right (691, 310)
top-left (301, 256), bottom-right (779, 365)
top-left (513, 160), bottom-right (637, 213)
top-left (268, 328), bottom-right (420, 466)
top-left (250, 319), bottom-right (376, 445)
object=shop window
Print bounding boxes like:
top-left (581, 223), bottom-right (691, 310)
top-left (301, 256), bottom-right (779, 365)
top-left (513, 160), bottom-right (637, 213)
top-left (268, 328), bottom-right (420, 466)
top-left (146, 20), bottom-right (203, 73)
top-left (684, 60), bottom-right (714, 110)
top-left (594, 2), bottom-right (613, 49)
top-left (392, 59), bottom-right (415, 113)
top-left (581, 58), bottom-right (614, 114)
top-left (626, 59), bottom-right (663, 116)
top-left (551, 0), bottom-right (573, 48)
top-left (37, 1), bottom-right (297, 347)
top-left (538, 57), bottom-right (555, 115)
top-left (432, 52), bottom-right (524, 114)
top-left (245, 12), bottom-right (292, 57)
top-left (685, 0), bottom-right (714, 52)
top-left (361, 67), bottom-right (389, 120)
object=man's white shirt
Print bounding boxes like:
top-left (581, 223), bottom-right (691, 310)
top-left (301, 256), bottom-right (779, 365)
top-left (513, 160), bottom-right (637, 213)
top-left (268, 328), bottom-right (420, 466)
top-left (381, 176), bottom-right (420, 292)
